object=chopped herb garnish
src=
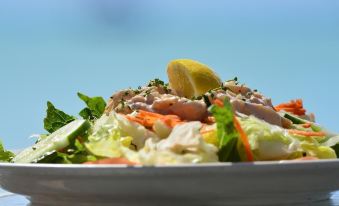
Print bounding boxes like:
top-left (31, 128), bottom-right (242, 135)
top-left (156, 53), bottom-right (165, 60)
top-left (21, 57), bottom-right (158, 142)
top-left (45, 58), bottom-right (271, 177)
top-left (119, 99), bottom-right (126, 107)
top-left (133, 89), bottom-right (141, 95)
top-left (144, 89), bottom-right (152, 97)
top-left (148, 78), bottom-right (165, 87)
top-left (163, 83), bottom-right (171, 93)
top-left (192, 95), bottom-right (203, 100)
top-left (203, 95), bottom-right (211, 107)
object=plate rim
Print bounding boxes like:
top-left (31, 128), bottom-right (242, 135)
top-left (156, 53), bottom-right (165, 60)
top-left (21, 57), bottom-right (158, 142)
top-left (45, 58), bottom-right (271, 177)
top-left (1, 159), bottom-right (339, 169)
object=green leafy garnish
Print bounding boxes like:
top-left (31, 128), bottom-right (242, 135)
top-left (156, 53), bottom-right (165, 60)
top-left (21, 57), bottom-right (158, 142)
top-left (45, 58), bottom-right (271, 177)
top-left (38, 139), bottom-right (97, 164)
top-left (148, 78), bottom-right (165, 87)
top-left (209, 99), bottom-right (240, 162)
top-left (44, 102), bottom-right (76, 133)
top-left (78, 92), bottom-right (106, 121)
top-left (331, 144), bottom-right (339, 158)
top-left (0, 140), bottom-right (14, 162)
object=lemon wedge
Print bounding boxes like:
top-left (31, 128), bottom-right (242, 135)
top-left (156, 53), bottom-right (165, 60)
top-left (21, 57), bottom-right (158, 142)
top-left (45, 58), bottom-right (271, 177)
top-left (167, 59), bottom-right (221, 98)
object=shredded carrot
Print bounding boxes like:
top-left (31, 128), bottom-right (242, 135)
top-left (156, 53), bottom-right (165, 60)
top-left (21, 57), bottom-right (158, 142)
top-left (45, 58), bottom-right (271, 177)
top-left (160, 115), bottom-right (183, 128)
top-left (84, 158), bottom-right (137, 165)
top-left (212, 99), bottom-right (253, 161)
top-left (301, 123), bottom-right (312, 128)
top-left (203, 116), bottom-right (216, 124)
top-left (138, 110), bottom-right (164, 118)
top-left (288, 129), bottom-right (326, 137)
top-left (125, 110), bottom-right (183, 129)
top-left (294, 156), bottom-right (318, 161)
top-left (275, 99), bottom-right (306, 116)
top-left (233, 116), bottom-right (254, 161)
top-left (213, 99), bottom-right (224, 107)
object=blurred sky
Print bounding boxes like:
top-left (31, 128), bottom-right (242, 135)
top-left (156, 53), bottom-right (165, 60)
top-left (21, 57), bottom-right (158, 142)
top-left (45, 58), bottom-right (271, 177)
top-left (0, 0), bottom-right (338, 149)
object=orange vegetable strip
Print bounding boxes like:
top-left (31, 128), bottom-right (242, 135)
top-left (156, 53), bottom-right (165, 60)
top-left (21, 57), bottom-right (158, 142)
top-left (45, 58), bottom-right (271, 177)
top-left (301, 123), bottom-right (312, 128)
top-left (84, 158), bottom-right (137, 165)
top-left (161, 116), bottom-right (183, 128)
top-left (125, 115), bottom-right (144, 125)
top-left (233, 116), bottom-right (254, 161)
top-left (213, 99), bottom-right (224, 107)
top-left (126, 110), bottom-right (183, 129)
top-left (205, 116), bottom-right (216, 124)
top-left (294, 157), bottom-right (318, 161)
top-left (212, 99), bottom-right (253, 161)
top-left (138, 110), bottom-right (164, 118)
top-left (288, 129), bottom-right (326, 137)
top-left (275, 99), bottom-right (306, 116)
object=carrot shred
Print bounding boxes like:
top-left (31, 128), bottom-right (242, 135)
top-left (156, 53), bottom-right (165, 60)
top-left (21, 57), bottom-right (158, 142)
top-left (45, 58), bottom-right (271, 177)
top-left (138, 110), bottom-right (164, 118)
top-left (212, 99), bottom-right (254, 161)
top-left (275, 99), bottom-right (307, 116)
top-left (288, 129), bottom-right (326, 137)
top-left (301, 123), bottom-right (312, 128)
top-left (203, 116), bottom-right (216, 124)
top-left (84, 158), bottom-right (137, 165)
top-left (233, 116), bottom-right (254, 161)
top-left (125, 110), bottom-right (183, 129)
top-left (213, 99), bottom-right (224, 107)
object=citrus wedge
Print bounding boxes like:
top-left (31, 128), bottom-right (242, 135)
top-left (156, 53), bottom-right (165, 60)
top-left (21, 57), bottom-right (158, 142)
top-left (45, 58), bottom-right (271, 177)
top-left (167, 59), bottom-right (221, 98)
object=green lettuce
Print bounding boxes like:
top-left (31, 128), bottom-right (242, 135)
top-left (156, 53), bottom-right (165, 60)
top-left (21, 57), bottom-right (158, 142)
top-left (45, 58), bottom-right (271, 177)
top-left (240, 116), bottom-right (337, 160)
top-left (320, 135), bottom-right (339, 157)
top-left (209, 100), bottom-right (241, 162)
top-left (38, 139), bottom-right (97, 164)
top-left (85, 112), bottom-right (123, 158)
top-left (0, 140), bottom-right (14, 162)
top-left (44, 102), bottom-right (76, 133)
top-left (78, 92), bottom-right (106, 121)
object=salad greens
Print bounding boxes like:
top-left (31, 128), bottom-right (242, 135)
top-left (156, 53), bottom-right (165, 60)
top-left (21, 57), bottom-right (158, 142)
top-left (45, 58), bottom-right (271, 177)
top-left (12, 120), bottom-right (91, 163)
top-left (0, 140), bottom-right (14, 162)
top-left (3, 60), bottom-right (339, 165)
top-left (78, 92), bottom-right (107, 121)
top-left (44, 102), bottom-right (76, 133)
top-left (6, 90), bottom-right (339, 164)
top-left (209, 100), bottom-right (241, 162)
top-left (38, 139), bottom-right (97, 164)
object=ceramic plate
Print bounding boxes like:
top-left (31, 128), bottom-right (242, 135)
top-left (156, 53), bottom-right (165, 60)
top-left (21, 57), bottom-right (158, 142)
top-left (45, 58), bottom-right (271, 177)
top-left (1, 160), bottom-right (339, 206)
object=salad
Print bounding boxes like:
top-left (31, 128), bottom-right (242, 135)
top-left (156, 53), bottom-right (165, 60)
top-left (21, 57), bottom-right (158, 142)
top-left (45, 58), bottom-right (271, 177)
top-left (2, 59), bottom-right (339, 165)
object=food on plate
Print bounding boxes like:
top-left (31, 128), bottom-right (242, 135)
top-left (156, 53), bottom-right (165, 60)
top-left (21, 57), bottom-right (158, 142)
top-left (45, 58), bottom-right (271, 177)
top-left (2, 59), bottom-right (339, 165)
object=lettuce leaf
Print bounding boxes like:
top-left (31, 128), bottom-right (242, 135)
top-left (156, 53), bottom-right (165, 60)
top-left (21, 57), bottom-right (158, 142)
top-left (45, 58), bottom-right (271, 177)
top-left (240, 115), bottom-right (337, 160)
top-left (78, 92), bottom-right (106, 121)
top-left (209, 100), bottom-right (240, 162)
top-left (38, 139), bottom-right (97, 164)
top-left (44, 101), bottom-right (76, 133)
top-left (84, 112), bottom-right (123, 158)
top-left (0, 140), bottom-right (14, 162)
top-left (320, 135), bottom-right (339, 157)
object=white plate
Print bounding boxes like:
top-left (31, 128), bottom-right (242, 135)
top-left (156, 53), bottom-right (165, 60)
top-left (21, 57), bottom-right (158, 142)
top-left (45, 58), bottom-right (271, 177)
top-left (1, 160), bottom-right (339, 206)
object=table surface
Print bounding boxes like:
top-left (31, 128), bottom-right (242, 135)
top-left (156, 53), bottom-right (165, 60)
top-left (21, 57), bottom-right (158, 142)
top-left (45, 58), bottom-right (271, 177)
top-left (1, 190), bottom-right (339, 206)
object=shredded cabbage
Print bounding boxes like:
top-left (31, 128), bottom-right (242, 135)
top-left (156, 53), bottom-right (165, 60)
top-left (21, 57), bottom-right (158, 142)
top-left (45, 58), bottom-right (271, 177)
top-left (239, 116), bottom-right (337, 160)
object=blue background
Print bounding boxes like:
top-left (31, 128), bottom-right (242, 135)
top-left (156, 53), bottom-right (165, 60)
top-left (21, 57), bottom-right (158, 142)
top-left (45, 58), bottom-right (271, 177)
top-left (0, 0), bottom-right (338, 149)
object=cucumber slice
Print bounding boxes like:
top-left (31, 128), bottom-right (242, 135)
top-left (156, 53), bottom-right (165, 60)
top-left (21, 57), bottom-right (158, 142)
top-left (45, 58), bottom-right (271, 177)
top-left (13, 120), bottom-right (91, 163)
top-left (284, 113), bottom-right (321, 132)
